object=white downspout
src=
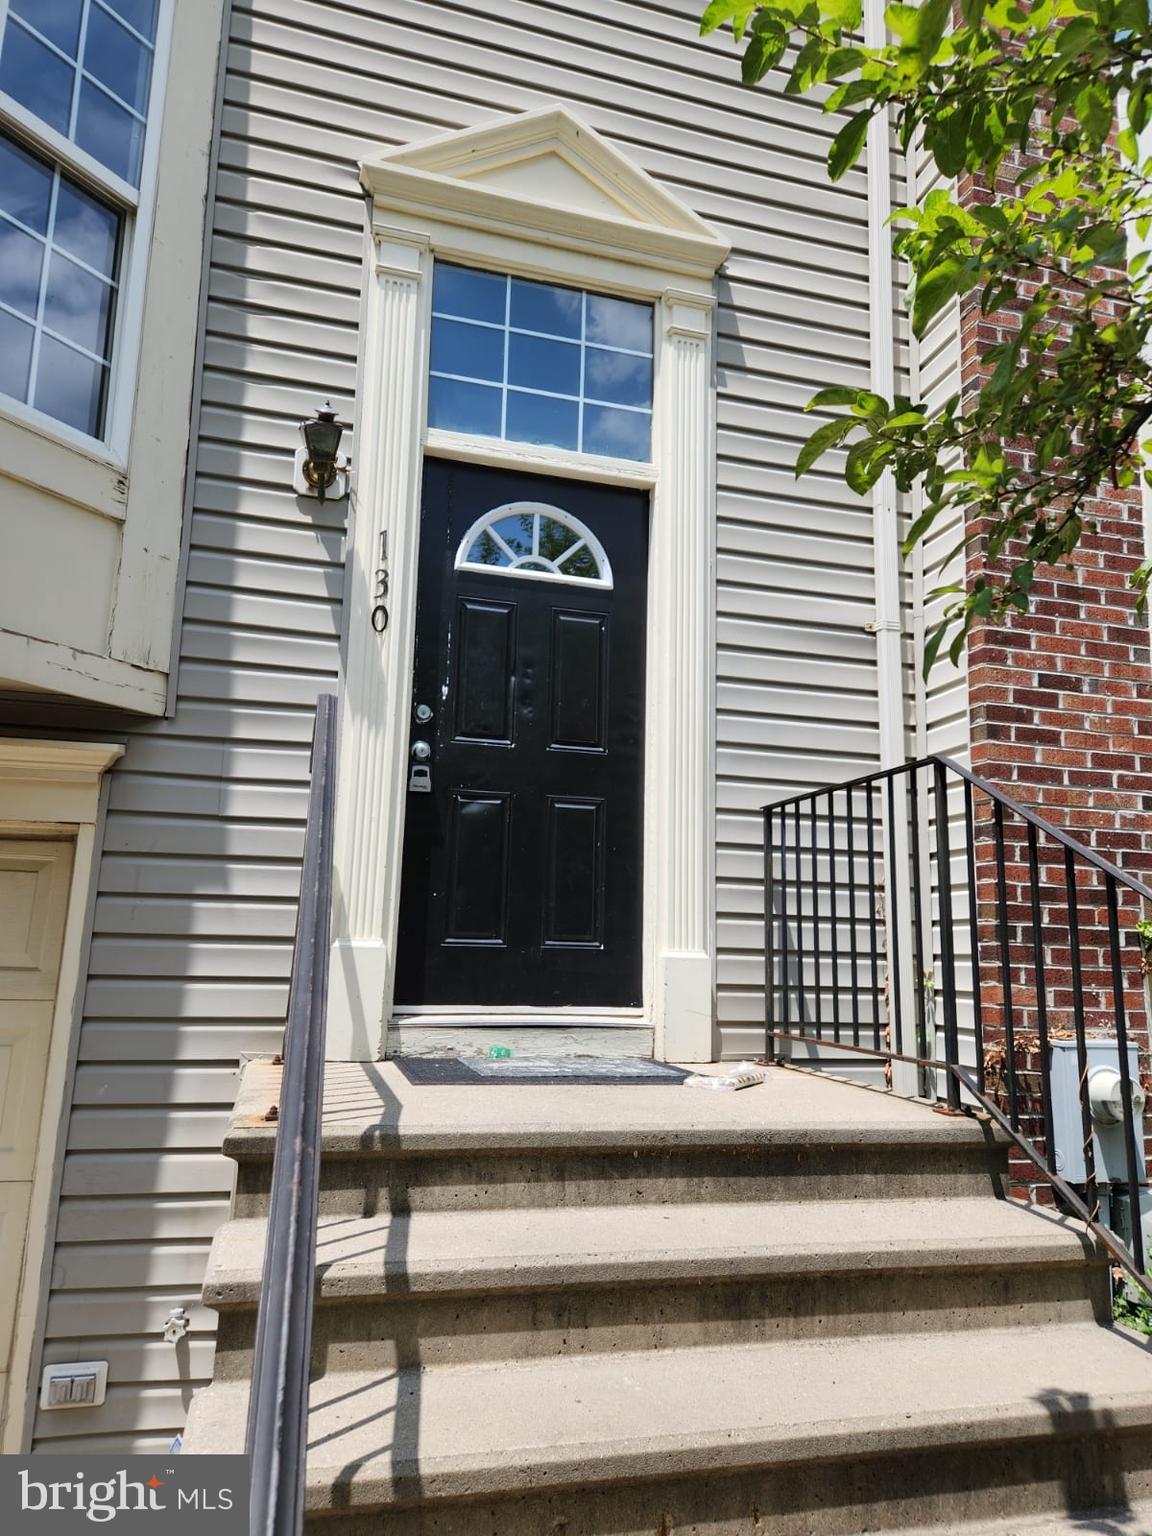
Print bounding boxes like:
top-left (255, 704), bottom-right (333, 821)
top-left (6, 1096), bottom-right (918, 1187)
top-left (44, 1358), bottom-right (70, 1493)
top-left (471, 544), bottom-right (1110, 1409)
top-left (863, 0), bottom-right (920, 1094)
top-left (864, 0), bottom-right (904, 769)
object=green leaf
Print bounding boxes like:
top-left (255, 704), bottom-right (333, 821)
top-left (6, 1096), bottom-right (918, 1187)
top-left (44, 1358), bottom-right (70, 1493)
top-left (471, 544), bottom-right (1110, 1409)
top-left (1076, 81), bottom-right (1114, 147)
top-left (807, 386), bottom-right (868, 409)
top-left (930, 104), bottom-right (972, 177)
top-left (1055, 16), bottom-right (1096, 55)
top-left (902, 500), bottom-right (944, 554)
top-left (700, 0), bottom-right (757, 36)
top-left (885, 3), bottom-right (920, 44)
top-left (742, 28), bottom-right (788, 83)
top-left (916, 0), bottom-right (951, 60)
top-left (828, 110), bottom-right (872, 180)
top-left (922, 618), bottom-right (950, 679)
top-left (785, 36), bottom-right (825, 95)
top-left (911, 258), bottom-right (969, 337)
top-left (795, 416), bottom-right (859, 476)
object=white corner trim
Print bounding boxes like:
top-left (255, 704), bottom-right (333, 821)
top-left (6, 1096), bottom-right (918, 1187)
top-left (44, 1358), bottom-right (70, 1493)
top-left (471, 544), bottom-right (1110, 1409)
top-left (329, 106), bottom-right (726, 1062)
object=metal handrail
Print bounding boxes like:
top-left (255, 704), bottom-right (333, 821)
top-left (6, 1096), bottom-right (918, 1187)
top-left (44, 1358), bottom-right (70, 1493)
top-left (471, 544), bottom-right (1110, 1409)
top-left (763, 753), bottom-right (1151, 1289)
top-left (246, 693), bottom-right (338, 1536)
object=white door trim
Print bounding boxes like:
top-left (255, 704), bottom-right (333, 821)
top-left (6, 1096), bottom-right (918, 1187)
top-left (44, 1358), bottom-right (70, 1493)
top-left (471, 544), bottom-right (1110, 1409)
top-left (0, 737), bottom-right (122, 1453)
top-left (328, 107), bottom-right (728, 1063)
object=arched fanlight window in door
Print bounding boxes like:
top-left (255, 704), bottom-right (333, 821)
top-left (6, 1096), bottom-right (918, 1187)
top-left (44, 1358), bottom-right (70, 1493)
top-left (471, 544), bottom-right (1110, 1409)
top-left (454, 500), bottom-right (613, 588)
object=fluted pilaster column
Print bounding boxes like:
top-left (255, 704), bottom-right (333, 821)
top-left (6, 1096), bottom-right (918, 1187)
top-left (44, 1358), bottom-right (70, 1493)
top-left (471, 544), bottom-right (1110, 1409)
top-left (651, 288), bottom-right (717, 1060)
top-left (328, 226), bottom-right (430, 1058)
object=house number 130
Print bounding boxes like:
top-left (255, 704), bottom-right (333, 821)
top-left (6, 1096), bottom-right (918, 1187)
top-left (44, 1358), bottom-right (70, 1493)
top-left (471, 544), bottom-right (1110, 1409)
top-left (371, 530), bottom-right (389, 633)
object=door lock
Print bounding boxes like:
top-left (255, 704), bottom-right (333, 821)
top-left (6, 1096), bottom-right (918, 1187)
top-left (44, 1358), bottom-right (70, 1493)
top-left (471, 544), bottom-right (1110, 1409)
top-left (408, 739), bottom-right (432, 793)
top-left (414, 703), bottom-right (433, 724)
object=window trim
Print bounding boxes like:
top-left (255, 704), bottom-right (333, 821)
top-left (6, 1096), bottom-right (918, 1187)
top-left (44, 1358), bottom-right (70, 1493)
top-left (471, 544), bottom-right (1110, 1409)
top-left (0, 0), bottom-right (172, 461)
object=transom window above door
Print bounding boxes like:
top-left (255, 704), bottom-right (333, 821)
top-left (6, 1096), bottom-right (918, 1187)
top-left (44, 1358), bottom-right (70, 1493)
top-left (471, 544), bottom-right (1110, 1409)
top-left (428, 263), bottom-right (653, 463)
top-left (455, 501), bottom-right (613, 587)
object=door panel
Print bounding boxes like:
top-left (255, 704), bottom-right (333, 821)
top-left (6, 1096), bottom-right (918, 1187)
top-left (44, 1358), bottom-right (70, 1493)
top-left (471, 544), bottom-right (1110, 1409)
top-left (550, 611), bottom-right (607, 749)
top-left (445, 793), bottom-right (511, 943)
top-left (454, 598), bottom-right (517, 743)
top-left (544, 798), bottom-right (604, 946)
top-left (395, 461), bottom-right (648, 1008)
top-left (0, 842), bottom-right (72, 1000)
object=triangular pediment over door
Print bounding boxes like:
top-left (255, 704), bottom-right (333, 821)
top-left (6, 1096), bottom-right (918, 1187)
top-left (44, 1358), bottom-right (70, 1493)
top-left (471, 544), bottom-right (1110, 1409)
top-left (359, 105), bottom-right (729, 274)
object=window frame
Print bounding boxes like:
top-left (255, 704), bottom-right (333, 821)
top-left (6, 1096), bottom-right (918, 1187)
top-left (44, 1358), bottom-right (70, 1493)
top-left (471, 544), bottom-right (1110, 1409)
top-left (0, 0), bottom-right (172, 462)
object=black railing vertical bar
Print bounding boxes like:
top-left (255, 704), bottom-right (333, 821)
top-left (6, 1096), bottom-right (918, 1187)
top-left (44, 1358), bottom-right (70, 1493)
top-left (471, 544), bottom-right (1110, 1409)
top-left (992, 799), bottom-right (1020, 1131)
top-left (885, 772), bottom-right (905, 1057)
top-left (779, 805), bottom-right (790, 1035)
top-left (1063, 848), bottom-right (1101, 1224)
top-left (866, 781), bottom-right (881, 1051)
top-left (1105, 874), bottom-right (1147, 1273)
top-left (932, 761), bottom-right (962, 1111)
top-left (246, 693), bottom-right (338, 1536)
top-left (763, 808), bottom-right (775, 1063)
top-left (908, 768), bottom-right (929, 1061)
top-left (828, 790), bottom-right (841, 1043)
top-left (962, 778), bottom-right (986, 1096)
top-left (1025, 823), bottom-right (1057, 1173)
top-left (793, 802), bottom-right (805, 1029)
top-left (846, 784), bottom-right (860, 1047)
top-left (810, 798), bottom-right (822, 1037)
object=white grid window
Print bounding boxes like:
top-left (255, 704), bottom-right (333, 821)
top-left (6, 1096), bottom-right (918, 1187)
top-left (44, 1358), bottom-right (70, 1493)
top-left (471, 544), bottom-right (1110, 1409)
top-left (0, 0), bottom-right (157, 187)
top-left (0, 133), bottom-right (120, 436)
top-left (429, 263), bottom-right (654, 463)
top-left (0, 0), bottom-right (162, 443)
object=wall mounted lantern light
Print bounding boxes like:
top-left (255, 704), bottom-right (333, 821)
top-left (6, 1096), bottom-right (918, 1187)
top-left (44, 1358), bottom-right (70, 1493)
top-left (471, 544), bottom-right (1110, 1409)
top-left (293, 401), bottom-right (350, 502)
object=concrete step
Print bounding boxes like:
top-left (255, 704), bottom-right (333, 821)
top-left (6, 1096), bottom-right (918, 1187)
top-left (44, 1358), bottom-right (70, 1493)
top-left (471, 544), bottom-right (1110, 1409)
top-left (228, 1061), bottom-right (1009, 1214)
top-left (184, 1321), bottom-right (1152, 1535)
top-left (205, 1197), bottom-right (1108, 1374)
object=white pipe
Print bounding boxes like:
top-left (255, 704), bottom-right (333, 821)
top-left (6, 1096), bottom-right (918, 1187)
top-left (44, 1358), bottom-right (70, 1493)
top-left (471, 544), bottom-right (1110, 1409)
top-left (863, 0), bottom-right (921, 1094)
top-left (863, 0), bottom-right (904, 770)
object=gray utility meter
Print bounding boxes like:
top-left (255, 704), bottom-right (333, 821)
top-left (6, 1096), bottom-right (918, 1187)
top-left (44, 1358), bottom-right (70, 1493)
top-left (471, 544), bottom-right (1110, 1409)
top-left (1049, 1039), bottom-right (1146, 1186)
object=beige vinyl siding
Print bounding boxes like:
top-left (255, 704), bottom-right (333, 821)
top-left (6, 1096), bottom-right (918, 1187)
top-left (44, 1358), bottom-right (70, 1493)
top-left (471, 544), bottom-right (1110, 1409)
top-left (28, 0), bottom-right (901, 1446)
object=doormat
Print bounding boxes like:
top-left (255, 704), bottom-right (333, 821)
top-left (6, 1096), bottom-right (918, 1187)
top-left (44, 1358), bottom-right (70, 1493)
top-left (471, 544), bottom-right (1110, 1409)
top-left (392, 1055), bottom-right (691, 1086)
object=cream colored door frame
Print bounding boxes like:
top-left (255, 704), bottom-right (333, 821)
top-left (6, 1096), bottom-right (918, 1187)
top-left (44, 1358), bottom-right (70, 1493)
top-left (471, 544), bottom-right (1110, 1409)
top-left (0, 739), bottom-right (122, 1453)
top-left (327, 107), bottom-right (729, 1064)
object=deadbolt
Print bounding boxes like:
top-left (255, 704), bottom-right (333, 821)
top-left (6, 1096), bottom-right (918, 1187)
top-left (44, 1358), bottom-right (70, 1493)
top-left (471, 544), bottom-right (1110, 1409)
top-left (414, 703), bottom-right (433, 724)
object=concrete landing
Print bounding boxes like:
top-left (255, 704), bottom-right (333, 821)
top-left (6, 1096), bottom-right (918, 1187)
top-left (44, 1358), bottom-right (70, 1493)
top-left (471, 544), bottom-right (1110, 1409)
top-left (229, 1058), bottom-right (1002, 1155)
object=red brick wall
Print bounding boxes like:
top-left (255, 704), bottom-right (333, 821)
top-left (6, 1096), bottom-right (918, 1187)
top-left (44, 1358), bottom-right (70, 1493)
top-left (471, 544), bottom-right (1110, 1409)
top-left (953, 158), bottom-right (1152, 1193)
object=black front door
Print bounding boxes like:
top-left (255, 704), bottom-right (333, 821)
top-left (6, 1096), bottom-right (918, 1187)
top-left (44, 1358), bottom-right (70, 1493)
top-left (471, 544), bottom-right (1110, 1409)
top-left (394, 460), bottom-right (648, 1008)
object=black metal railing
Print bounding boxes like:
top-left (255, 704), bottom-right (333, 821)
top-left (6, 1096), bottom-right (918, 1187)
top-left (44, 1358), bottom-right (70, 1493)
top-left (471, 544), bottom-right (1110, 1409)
top-left (763, 754), bottom-right (1151, 1287)
top-left (246, 693), bottom-right (338, 1536)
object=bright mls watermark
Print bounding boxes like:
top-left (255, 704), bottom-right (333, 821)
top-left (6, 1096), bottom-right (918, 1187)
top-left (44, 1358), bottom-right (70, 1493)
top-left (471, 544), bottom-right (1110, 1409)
top-left (1, 1457), bottom-right (248, 1534)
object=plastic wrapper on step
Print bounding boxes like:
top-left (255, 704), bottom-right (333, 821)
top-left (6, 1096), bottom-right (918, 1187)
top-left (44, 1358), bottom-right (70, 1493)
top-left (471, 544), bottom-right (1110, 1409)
top-left (682, 1064), bottom-right (765, 1092)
